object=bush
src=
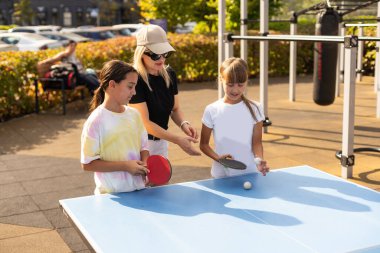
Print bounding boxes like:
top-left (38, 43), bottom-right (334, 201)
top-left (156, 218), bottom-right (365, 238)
top-left (0, 25), bottom-right (15, 31)
top-left (1, 30), bottom-right (376, 121)
top-left (0, 38), bottom-right (136, 121)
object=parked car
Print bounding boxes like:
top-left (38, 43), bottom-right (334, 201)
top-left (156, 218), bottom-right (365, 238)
top-left (111, 26), bottom-right (132, 37)
top-left (9, 25), bottom-right (62, 33)
top-left (175, 22), bottom-right (196, 34)
top-left (39, 31), bottom-right (91, 45)
top-left (0, 41), bottom-right (18, 52)
top-left (112, 24), bottom-right (143, 36)
top-left (77, 25), bottom-right (96, 30)
top-left (67, 27), bottom-right (115, 41)
top-left (0, 33), bottom-right (63, 51)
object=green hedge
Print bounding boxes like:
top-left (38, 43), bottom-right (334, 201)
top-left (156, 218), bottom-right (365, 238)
top-left (0, 31), bottom-right (375, 121)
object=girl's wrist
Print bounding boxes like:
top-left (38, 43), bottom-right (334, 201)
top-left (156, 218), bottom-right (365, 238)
top-left (180, 120), bottom-right (190, 129)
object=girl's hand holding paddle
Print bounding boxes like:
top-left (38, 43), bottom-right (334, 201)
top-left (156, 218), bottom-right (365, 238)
top-left (218, 154), bottom-right (233, 160)
top-left (126, 160), bottom-right (149, 176)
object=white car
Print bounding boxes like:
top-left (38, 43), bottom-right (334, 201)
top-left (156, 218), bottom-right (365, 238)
top-left (0, 33), bottom-right (63, 51)
top-left (175, 22), bottom-right (196, 34)
top-left (39, 31), bottom-right (92, 45)
top-left (112, 24), bottom-right (144, 36)
top-left (0, 41), bottom-right (18, 52)
top-left (9, 25), bottom-right (62, 33)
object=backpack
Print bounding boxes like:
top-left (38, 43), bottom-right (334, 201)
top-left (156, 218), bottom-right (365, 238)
top-left (43, 63), bottom-right (78, 90)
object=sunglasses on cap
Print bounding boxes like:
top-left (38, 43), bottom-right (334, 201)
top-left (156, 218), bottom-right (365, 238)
top-left (144, 51), bottom-right (173, 61)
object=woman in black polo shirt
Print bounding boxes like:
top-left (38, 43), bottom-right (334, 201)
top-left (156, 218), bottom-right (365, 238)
top-left (129, 24), bottom-right (200, 157)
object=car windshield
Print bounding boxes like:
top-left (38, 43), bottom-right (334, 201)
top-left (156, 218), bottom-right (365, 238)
top-left (99, 31), bottom-right (115, 39)
top-left (118, 28), bottom-right (131, 36)
top-left (20, 33), bottom-right (50, 41)
top-left (62, 33), bottom-right (87, 40)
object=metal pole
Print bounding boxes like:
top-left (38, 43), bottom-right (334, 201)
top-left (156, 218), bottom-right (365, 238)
top-left (34, 79), bottom-right (39, 114)
top-left (356, 25), bottom-right (364, 82)
top-left (224, 34), bottom-right (234, 59)
top-left (377, 82), bottom-right (380, 118)
top-left (260, 0), bottom-right (269, 133)
top-left (335, 22), bottom-right (343, 97)
top-left (218, 0), bottom-right (226, 99)
top-left (240, 0), bottom-right (248, 62)
top-left (341, 36), bottom-right (358, 179)
top-left (339, 26), bottom-right (346, 93)
top-left (289, 16), bottom-right (297, 102)
top-left (376, 2), bottom-right (380, 117)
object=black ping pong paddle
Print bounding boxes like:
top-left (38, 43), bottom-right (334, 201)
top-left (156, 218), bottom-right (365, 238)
top-left (218, 158), bottom-right (247, 170)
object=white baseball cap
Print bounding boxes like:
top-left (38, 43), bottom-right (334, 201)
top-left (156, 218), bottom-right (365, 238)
top-left (136, 24), bottom-right (175, 54)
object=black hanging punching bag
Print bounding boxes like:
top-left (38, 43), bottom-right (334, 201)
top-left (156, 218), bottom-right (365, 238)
top-left (313, 8), bottom-right (339, 106)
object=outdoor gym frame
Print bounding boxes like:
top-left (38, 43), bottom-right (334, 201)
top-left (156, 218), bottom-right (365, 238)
top-left (217, 0), bottom-right (380, 179)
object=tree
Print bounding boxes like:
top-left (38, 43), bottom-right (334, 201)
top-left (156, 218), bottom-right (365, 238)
top-left (228, 0), bottom-right (282, 30)
top-left (192, 0), bottom-right (218, 33)
top-left (139, 0), bottom-right (283, 33)
top-left (120, 0), bottom-right (140, 23)
top-left (139, 0), bottom-right (193, 31)
top-left (13, 0), bottom-right (34, 25)
top-left (278, 0), bottom-right (320, 18)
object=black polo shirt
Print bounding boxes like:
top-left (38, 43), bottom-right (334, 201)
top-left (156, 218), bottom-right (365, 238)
top-left (129, 68), bottom-right (178, 130)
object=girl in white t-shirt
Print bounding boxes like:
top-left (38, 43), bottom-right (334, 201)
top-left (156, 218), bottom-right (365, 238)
top-left (81, 60), bottom-right (150, 194)
top-left (200, 57), bottom-right (270, 178)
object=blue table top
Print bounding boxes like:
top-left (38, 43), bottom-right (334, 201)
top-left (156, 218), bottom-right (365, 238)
top-left (60, 165), bottom-right (380, 253)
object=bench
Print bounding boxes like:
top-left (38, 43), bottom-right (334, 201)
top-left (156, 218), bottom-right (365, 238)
top-left (35, 61), bottom-right (86, 115)
top-left (34, 78), bottom-right (86, 115)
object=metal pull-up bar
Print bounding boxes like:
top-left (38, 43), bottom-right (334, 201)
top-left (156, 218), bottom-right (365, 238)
top-left (226, 34), bottom-right (380, 43)
top-left (218, 0), bottom-right (380, 179)
top-left (222, 34), bottom-right (380, 179)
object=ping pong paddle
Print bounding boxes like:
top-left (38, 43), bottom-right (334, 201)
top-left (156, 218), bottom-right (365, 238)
top-left (218, 158), bottom-right (247, 170)
top-left (146, 155), bottom-right (172, 186)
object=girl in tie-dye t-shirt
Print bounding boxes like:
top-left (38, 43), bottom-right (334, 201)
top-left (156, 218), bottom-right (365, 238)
top-left (81, 60), bottom-right (150, 194)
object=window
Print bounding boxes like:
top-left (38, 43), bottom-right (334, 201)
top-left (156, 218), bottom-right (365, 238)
top-left (1, 37), bottom-right (20, 44)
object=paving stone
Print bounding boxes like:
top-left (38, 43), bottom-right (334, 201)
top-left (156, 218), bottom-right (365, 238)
top-left (31, 186), bottom-right (93, 210)
top-left (0, 183), bottom-right (27, 199)
top-left (0, 196), bottom-right (39, 217)
top-left (57, 227), bottom-right (89, 252)
top-left (0, 78), bottom-right (379, 252)
top-left (0, 211), bottom-right (53, 229)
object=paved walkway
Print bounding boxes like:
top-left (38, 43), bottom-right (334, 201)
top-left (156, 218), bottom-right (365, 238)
top-left (0, 76), bottom-right (379, 252)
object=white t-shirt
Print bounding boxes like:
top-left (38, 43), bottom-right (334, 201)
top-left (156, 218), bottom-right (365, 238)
top-left (202, 99), bottom-right (265, 178)
top-left (81, 105), bottom-right (149, 194)
top-left (66, 53), bottom-right (84, 73)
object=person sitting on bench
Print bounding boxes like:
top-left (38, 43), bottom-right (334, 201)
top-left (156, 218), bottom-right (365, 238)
top-left (37, 40), bottom-right (99, 95)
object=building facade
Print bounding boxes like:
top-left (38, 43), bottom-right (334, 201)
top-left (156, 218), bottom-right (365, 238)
top-left (0, 0), bottom-right (140, 27)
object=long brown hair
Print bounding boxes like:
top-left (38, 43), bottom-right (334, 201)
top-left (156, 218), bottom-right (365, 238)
top-left (89, 60), bottom-right (137, 112)
top-left (220, 57), bottom-right (261, 122)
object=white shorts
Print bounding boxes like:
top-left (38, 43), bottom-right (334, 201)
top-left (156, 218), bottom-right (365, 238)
top-left (148, 139), bottom-right (169, 158)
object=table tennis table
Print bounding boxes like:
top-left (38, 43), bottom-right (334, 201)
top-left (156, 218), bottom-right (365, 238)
top-left (60, 165), bottom-right (380, 253)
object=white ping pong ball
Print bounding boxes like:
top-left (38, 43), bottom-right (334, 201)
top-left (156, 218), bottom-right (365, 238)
top-left (243, 181), bottom-right (252, 190)
top-left (254, 157), bottom-right (262, 165)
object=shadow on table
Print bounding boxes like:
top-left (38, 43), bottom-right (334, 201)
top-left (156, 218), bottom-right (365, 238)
top-left (198, 167), bottom-right (378, 212)
top-left (110, 184), bottom-right (301, 227)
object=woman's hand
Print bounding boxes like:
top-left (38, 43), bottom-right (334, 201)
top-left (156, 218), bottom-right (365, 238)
top-left (181, 123), bottom-right (198, 139)
top-left (176, 136), bottom-right (201, 156)
top-left (125, 160), bottom-right (149, 176)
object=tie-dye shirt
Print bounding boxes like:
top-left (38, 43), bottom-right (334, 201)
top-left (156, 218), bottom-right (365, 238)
top-left (81, 104), bottom-right (149, 194)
